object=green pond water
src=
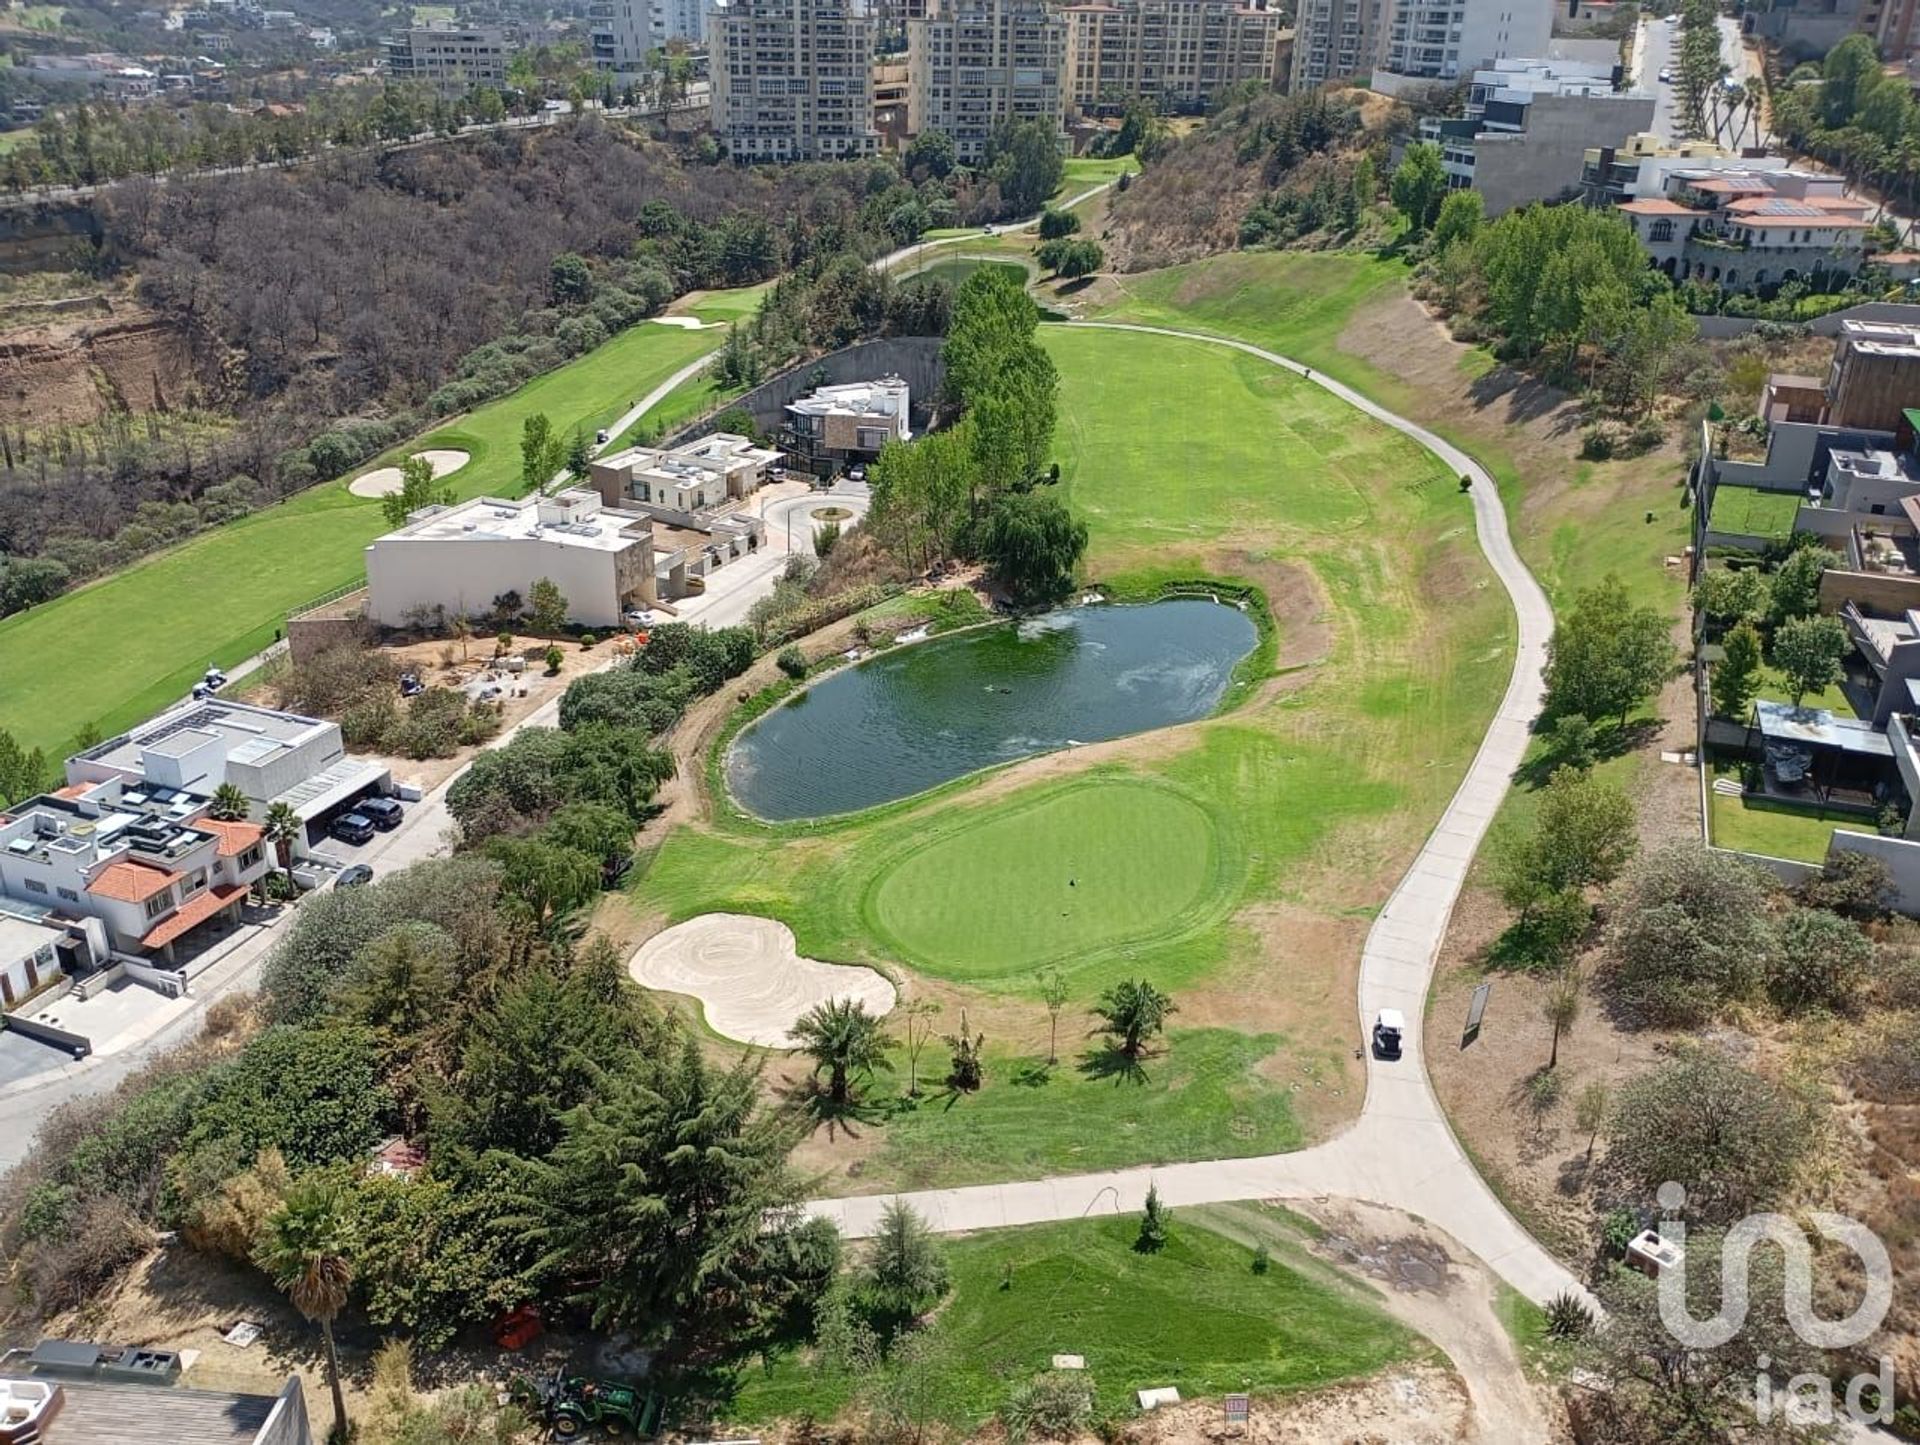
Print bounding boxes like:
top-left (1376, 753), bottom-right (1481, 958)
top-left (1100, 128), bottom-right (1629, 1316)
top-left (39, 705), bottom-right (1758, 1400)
top-left (725, 599), bottom-right (1259, 821)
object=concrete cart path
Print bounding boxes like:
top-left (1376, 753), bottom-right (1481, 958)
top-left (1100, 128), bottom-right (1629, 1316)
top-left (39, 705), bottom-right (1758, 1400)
top-left (805, 321), bottom-right (1581, 1310)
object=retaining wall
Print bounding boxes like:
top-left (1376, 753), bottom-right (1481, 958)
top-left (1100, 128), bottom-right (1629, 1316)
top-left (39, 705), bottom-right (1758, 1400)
top-left (664, 336), bottom-right (948, 449)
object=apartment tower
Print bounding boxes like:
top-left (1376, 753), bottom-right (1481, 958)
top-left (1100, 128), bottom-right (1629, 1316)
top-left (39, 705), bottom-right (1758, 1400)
top-left (713, 0), bottom-right (881, 159)
top-left (1059, 0), bottom-right (1284, 116)
top-left (908, 0), bottom-right (1066, 162)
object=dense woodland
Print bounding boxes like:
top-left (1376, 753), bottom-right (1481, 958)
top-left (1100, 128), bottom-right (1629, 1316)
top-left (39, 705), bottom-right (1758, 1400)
top-left (0, 116), bottom-right (1061, 618)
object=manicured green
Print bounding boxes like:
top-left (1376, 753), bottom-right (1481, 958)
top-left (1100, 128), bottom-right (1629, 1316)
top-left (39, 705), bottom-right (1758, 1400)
top-left (909, 256), bottom-right (1032, 292)
top-left (847, 1028), bottom-right (1308, 1193)
top-left (868, 780), bottom-right (1223, 977)
top-left (1707, 484), bottom-right (1801, 540)
top-left (724, 1211), bottom-right (1416, 1428)
top-left (1054, 154), bottom-right (1142, 200)
top-left (0, 309), bottom-right (733, 758)
top-left (1707, 783), bottom-right (1870, 862)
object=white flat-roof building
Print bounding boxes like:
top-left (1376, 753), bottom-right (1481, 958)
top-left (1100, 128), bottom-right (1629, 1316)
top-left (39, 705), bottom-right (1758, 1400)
top-left (364, 490), bottom-right (658, 631)
top-left (590, 432), bottom-right (782, 514)
top-left (0, 911), bottom-right (67, 1009)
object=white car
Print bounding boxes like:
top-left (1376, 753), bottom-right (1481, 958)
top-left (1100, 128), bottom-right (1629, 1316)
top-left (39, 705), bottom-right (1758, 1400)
top-left (1658, 67), bottom-right (1672, 83)
top-left (623, 608), bottom-right (659, 628)
top-left (1372, 1009), bottom-right (1406, 1060)
top-left (1664, 11), bottom-right (1680, 21)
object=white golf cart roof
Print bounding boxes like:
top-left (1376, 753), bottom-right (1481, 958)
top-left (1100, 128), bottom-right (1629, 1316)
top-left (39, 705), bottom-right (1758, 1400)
top-left (1375, 1008), bottom-right (1407, 1031)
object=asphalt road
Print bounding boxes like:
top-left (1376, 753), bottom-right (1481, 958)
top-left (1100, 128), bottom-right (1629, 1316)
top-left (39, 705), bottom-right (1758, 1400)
top-left (1638, 14), bottom-right (1769, 150)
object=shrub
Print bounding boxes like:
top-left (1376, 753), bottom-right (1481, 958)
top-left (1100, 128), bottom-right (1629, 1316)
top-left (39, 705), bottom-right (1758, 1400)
top-left (776, 646), bottom-right (808, 679)
top-left (579, 633), bottom-right (597, 649)
top-left (1251, 1243), bottom-right (1271, 1275)
top-left (1768, 906), bottom-right (1872, 1012)
top-left (1000, 1372), bottom-right (1096, 1443)
top-left (1136, 1182), bottom-right (1169, 1252)
top-left (1544, 1290), bottom-right (1595, 1339)
top-left (544, 645), bottom-right (564, 674)
top-left (1605, 844), bottom-right (1778, 1023)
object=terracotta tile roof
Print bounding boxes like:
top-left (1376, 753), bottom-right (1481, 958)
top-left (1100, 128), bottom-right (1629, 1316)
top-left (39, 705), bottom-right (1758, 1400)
top-left (196, 818), bottom-right (264, 858)
top-left (140, 883), bottom-right (246, 950)
top-left (1810, 195), bottom-right (1874, 210)
top-left (51, 784), bottom-right (91, 800)
top-left (87, 859), bottom-right (182, 903)
top-left (1619, 198), bottom-right (1696, 215)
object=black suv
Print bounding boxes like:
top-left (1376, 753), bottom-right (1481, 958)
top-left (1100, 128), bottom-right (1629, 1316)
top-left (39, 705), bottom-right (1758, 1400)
top-left (329, 812), bottom-right (375, 845)
top-left (358, 797), bottom-right (404, 831)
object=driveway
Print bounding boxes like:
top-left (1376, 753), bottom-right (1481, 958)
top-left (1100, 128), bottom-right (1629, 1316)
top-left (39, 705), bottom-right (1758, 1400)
top-left (803, 321), bottom-right (1584, 1313)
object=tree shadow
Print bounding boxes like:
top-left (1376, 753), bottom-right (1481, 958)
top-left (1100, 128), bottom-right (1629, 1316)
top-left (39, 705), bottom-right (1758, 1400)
top-left (1076, 1043), bottom-right (1151, 1086)
top-left (777, 1077), bottom-right (891, 1138)
top-left (1512, 717), bottom-right (1662, 789)
top-left (1010, 1059), bottom-right (1055, 1088)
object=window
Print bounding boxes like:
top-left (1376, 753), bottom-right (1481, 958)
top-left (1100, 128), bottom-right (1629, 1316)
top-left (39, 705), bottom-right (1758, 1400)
top-left (145, 893), bottom-right (172, 919)
top-left (239, 845), bottom-right (262, 869)
top-left (57, 886), bottom-right (78, 902)
top-left (1650, 219), bottom-right (1673, 243)
top-left (22, 878), bottom-right (47, 895)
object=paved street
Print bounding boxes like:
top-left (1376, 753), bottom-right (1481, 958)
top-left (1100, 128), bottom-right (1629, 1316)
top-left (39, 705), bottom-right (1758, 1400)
top-left (1638, 14), bottom-right (1769, 150)
top-left (806, 320), bottom-right (1587, 1313)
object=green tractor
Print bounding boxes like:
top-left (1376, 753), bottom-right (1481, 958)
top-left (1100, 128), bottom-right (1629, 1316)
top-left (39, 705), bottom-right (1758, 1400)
top-left (509, 1367), bottom-right (662, 1439)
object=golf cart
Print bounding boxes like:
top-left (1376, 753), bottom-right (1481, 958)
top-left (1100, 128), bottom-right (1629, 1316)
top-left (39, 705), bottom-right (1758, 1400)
top-left (1372, 1008), bottom-right (1405, 1060)
top-left (508, 1368), bottom-right (660, 1439)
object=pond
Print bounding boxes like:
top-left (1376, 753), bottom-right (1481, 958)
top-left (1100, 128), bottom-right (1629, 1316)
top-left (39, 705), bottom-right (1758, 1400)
top-left (725, 598), bottom-right (1260, 821)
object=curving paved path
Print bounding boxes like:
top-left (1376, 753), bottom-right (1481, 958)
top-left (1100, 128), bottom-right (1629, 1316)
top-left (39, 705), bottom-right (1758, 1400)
top-left (803, 322), bottom-right (1585, 1309)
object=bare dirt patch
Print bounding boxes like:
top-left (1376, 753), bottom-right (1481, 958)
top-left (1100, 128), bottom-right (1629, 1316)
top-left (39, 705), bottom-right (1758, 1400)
top-left (0, 308), bottom-right (196, 426)
top-left (1128, 1364), bottom-right (1470, 1445)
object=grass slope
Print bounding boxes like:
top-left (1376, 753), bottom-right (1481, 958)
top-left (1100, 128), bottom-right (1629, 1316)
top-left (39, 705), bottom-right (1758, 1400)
top-left (0, 318), bottom-right (724, 758)
top-left (725, 1211), bottom-right (1416, 1428)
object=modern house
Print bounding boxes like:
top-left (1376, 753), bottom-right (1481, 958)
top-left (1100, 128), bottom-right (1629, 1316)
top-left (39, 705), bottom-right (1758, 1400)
top-left (712, 0), bottom-right (881, 161)
top-left (781, 376), bottom-right (911, 475)
top-left (0, 911), bottom-right (70, 1010)
top-left (382, 24), bottom-right (511, 91)
top-left (1416, 59), bottom-right (1654, 217)
top-left (1580, 134), bottom-right (1788, 209)
top-left (365, 490), bottom-right (658, 630)
top-left (1061, 0), bottom-right (1284, 118)
top-left (66, 698), bottom-right (389, 857)
top-left (0, 1345), bottom-right (312, 1445)
top-left (1614, 167), bottom-right (1870, 291)
top-left (909, 0), bottom-right (1065, 161)
top-left (0, 778), bottom-right (271, 962)
top-left (590, 432), bottom-right (782, 513)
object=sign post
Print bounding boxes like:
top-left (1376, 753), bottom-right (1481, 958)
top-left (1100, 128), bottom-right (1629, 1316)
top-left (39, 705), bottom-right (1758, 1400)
top-left (1462, 981), bottom-right (1492, 1048)
top-left (1223, 1393), bottom-right (1250, 1434)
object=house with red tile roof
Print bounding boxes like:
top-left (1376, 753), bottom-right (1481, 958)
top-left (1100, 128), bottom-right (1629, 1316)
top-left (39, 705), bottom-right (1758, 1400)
top-left (1610, 164), bottom-right (1871, 293)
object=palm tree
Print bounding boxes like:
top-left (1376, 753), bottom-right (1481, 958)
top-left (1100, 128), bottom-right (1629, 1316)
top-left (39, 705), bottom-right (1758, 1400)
top-left (255, 1181), bottom-right (354, 1441)
top-left (790, 997), bottom-right (894, 1104)
top-left (263, 801), bottom-right (301, 890)
top-left (1091, 979), bottom-right (1176, 1059)
top-left (208, 781), bottom-right (251, 821)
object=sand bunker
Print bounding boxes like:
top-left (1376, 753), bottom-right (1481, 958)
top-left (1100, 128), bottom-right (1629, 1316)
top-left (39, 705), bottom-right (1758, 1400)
top-left (629, 913), bottom-right (897, 1048)
top-left (348, 448), bottom-right (470, 498)
top-left (651, 315), bottom-right (725, 330)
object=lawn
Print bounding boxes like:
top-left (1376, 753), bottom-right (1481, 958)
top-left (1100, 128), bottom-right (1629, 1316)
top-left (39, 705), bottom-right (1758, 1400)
top-left (635, 319), bottom-right (1512, 1185)
top-left (0, 310), bottom-right (734, 759)
top-left (866, 779), bottom-right (1225, 978)
top-left (1707, 778), bottom-right (1871, 862)
top-left (907, 256), bottom-right (1032, 292)
top-left (722, 1210), bottom-right (1417, 1428)
top-left (1054, 154), bottom-right (1142, 201)
top-left (1707, 484), bottom-right (1801, 540)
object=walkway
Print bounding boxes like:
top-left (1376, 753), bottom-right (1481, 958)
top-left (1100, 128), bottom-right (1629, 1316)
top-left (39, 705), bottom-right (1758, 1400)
top-left (805, 322), bottom-right (1583, 1310)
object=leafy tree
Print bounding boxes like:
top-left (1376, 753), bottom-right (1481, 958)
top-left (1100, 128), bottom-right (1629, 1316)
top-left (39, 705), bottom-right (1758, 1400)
top-left (1766, 544), bottom-right (1827, 625)
top-left (1036, 237), bottom-right (1104, 278)
top-left (350, 1165), bottom-right (531, 1350)
top-left (1544, 575), bottom-right (1678, 726)
top-left (1543, 966), bottom-right (1582, 1069)
top-left (1350, 152), bottom-right (1377, 210)
top-left (1037, 208), bottom-right (1080, 240)
top-left (776, 645), bottom-right (808, 679)
top-left (528, 577), bottom-right (569, 635)
top-left (1498, 767), bottom-right (1636, 934)
top-left (864, 1200), bottom-right (950, 1316)
top-left (184, 1024), bottom-right (390, 1171)
top-left (0, 556), bottom-right (71, 615)
top-left (1546, 712), bottom-right (1597, 772)
top-left (1711, 620), bottom-right (1762, 720)
top-left (256, 1180), bottom-right (355, 1440)
top-left (1092, 979), bottom-right (1175, 1059)
top-left (1575, 1080), bottom-right (1610, 1162)
top-left (1771, 613), bottom-right (1848, 706)
top-left (208, 782), bottom-right (252, 821)
top-left (1113, 99), bottom-right (1170, 161)
top-left (520, 412), bottom-right (562, 493)
top-left (486, 835), bottom-right (600, 924)
top-left (1606, 1048), bottom-right (1814, 1222)
top-left (986, 117), bottom-right (1065, 216)
top-left (1389, 142), bottom-right (1447, 230)
top-left (1606, 844), bottom-right (1779, 1023)
top-left (1136, 1182), bottom-right (1169, 1252)
top-left (791, 997), bottom-right (895, 1105)
top-left (0, 728), bottom-right (49, 808)
top-left (1430, 188), bottom-right (1483, 252)
top-left (514, 1030), bottom-right (812, 1344)
top-left (1768, 906), bottom-right (1872, 1012)
top-left (1694, 565), bottom-right (1770, 626)
top-left (565, 428), bottom-right (594, 484)
top-left (549, 251), bottom-right (592, 305)
top-left (980, 491), bottom-right (1087, 604)
top-left (1039, 966), bottom-right (1068, 1066)
top-left (903, 127), bottom-right (956, 179)
top-left (379, 454), bottom-right (455, 529)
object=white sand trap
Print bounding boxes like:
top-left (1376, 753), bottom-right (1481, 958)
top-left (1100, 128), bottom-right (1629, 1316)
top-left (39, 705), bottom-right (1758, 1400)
top-left (651, 315), bottom-right (725, 330)
top-left (630, 913), bottom-right (897, 1048)
top-left (348, 448), bottom-right (471, 498)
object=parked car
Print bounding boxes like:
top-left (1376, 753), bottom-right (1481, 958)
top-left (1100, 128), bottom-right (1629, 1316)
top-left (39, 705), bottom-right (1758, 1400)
top-left (329, 812), bottom-right (376, 845)
top-left (623, 608), bottom-right (658, 628)
top-left (334, 863), bottom-right (374, 889)
top-left (1372, 1008), bottom-right (1405, 1060)
top-left (357, 797), bottom-right (403, 831)
top-left (1658, 67), bottom-right (1672, 82)
top-left (846, 465), bottom-right (866, 482)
